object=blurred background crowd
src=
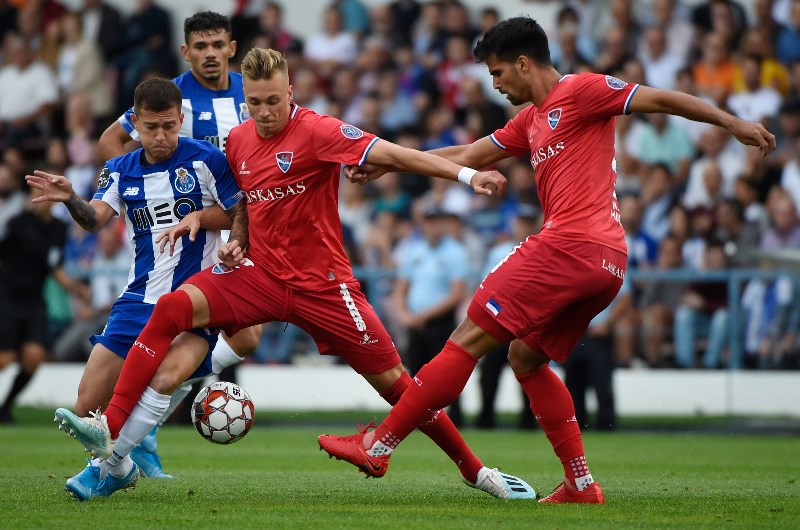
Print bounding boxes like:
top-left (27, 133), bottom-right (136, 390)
top-left (0, 0), bottom-right (799, 390)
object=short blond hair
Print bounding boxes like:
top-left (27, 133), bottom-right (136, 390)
top-left (240, 47), bottom-right (289, 81)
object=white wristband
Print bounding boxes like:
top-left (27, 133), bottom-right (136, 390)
top-left (457, 167), bottom-right (477, 186)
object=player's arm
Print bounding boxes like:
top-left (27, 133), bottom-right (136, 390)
top-left (217, 199), bottom-right (249, 267)
top-left (98, 120), bottom-right (136, 160)
top-left (25, 170), bottom-right (116, 232)
top-left (627, 86), bottom-right (776, 156)
top-left (427, 137), bottom-right (511, 168)
top-left (156, 204), bottom-right (229, 254)
top-left (365, 140), bottom-right (506, 196)
top-left (348, 137), bottom-right (510, 186)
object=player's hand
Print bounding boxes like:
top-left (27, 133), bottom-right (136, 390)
top-left (218, 239), bottom-right (244, 267)
top-left (471, 170), bottom-right (506, 196)
top-left (156, 212), bottom-right (201, 256)
top-left (24, 170), bottom-right (74, 203)
top-left (344, 163), bottom-right (387, 185)
top-left (729, 119), bottom-right (776, 157)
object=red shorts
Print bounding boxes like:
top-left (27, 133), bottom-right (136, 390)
top-left (468, 236), bottom-right (626, 363)
top-left (186, 263), bottom-right (401, 374)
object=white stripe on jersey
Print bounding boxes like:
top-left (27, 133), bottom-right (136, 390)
top-left (182, 98), bottom-right (194, 139)
top-left (142, 169), bottom-right (181, 304)
top-left (212, 97), bottom-right (239, 148)
top-left (192, 160), bottom-right (226, 271)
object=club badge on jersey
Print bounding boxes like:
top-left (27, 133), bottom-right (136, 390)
top-left (548, 109), bottom-right (562, 130)
top-left (174, 168), bottom-right (196, 193)
top-left (276, 152), bottom-right (294, 173)
top-left (238, 102), bottom-right (250, 123)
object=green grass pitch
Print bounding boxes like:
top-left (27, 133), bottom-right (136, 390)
top-left (1, 408), bottom-right (798, 529)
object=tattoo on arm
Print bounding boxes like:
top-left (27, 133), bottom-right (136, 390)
top-left (65, 192), bottom-right (98, 232)
top-left (226, 200), bottom-right (249, 250)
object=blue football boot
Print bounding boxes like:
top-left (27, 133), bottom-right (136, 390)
top-left (94, 462), bottom-right (141, 498)
top-left (64, 460), bottom-right (101, 501)
top-left (130, 426), bottom-right (173, 478)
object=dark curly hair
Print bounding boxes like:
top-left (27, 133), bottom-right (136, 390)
top-left (473, 16), bottom-right (551, 66)
top-left (184, 11), bottom-right (231, 44)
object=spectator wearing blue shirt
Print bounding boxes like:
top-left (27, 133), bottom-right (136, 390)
top-left (393, 204), bottom-right (469, 377)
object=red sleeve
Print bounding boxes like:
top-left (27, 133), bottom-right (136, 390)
top-left (489, 105), bottom-right (533, 157)
top-left (571, 73), bottom-right (639, 122)
top-left (312, 115), bottom-right (379, 166)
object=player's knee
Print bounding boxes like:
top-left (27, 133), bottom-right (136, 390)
top-left (150, 370), bottom-right (182, 395)
top-left (228, 325), bottom-right (262, 356)
top-left (21, 345), bottom-right (46, 372)
top-left (508, 346), bottom-right (549, 375)
top-left (152, 289), bottom-right (195, 331)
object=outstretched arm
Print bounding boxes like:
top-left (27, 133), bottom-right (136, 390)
top-left (25, 170), bottom-right (116, 232)
top-left (156, 203), bottom-right (241, 256)
top-left (346, 137), bottom-right (510, 185)
top-left (627, 86), bottom-right (776, 156)
top-left (363, 140), bottom-right (506, 196)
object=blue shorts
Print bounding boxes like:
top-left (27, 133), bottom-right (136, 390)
top-left (91, 297), bottom-right (217, 381)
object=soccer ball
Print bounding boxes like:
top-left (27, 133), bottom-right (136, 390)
top-left (191, 381), bottom-right (255, 444)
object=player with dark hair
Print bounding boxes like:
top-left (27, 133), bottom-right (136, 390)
top-left (29, 78), bottom-right (247, 500)
top-left (52, 47), bottom-right (537, 501)
top-left (94, 11), bottom-right (260, 478)
top-left (317, 16), bottom-right (775, 503)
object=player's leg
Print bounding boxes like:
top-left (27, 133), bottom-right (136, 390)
top-left (74, 344), bottom-right (124, 416)
top-left (0, 310), bottom-right (47, 423)
top-left (103, 285), bottom-right (211, 438)
top-left (104, 264), bottom-right (279, 439)
top-left (509, 339), bottom-right (604, 504)
top-left (0, 341), bottom-right (45, 422)
top-left (100, 332), bottom-right (211, 490)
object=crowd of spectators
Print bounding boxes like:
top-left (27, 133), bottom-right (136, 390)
top-left (0, 0), bottom-right (799, 375)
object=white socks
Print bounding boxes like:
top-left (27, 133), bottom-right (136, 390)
top-left (161, 383), bottom-right (193, 427)
top-left (211, 336), bottom-right (245, 374)
top-left (105, 387), bottom-right (170, 477)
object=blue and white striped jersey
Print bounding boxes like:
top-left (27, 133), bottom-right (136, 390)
top-left (118, 71), bottom-right (248, 154)
top-left (94, 137), bottom-right (244, 304)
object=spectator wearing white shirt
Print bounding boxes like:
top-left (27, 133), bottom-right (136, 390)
top-left (780, 132), bottom-right (800, 215)
top-left (305, 5), bottom-right (358, 79)
top-left (727, 55), bottom-right (782, 124)
top-left (638, 26), bottom-right (685, 90)
top-left (649, 0), bottom-right (694, 61)
top-left (683, 127), bottom-right (745, 209)
top-left (0, 33), bottom-right (58, 155)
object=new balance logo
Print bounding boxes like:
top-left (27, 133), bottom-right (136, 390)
top-left (123, 187), bottom-right (140, 196)
top-left (198, 111), bottom-right (212, 121)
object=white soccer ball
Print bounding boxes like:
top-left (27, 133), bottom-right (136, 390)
top-left (191, 381), bottom-right (255, 444)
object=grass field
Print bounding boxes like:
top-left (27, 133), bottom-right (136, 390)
top-left (1, 408), bottom-right (798, 529)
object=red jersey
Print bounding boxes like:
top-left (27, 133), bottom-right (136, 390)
top-left (226, 105), bottom-right (379, 288)
top-left (491, 73), bottom-right (638, 254)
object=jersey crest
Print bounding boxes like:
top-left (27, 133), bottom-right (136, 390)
top-left (340, 123), bottom-right (364, 139)
top-left (605, 75), bottom-right (628, 90)
top-left (238, 102), bottom-right (250, 123)
top-left (276, 152), bottom-right (294, 173)
top-left (97, 167), bottom-right (111, 189)
top-left (174, 167), bottom-right (196, 193)
top-left (548, 108), bottom-right (562, 130)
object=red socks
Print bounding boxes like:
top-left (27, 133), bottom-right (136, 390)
top-left (380, 370), bottom-right (482, 483)
top-left (516, 364), bottom-right (592, 489)
top-left (105, 290), bottom-right (194, 437)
